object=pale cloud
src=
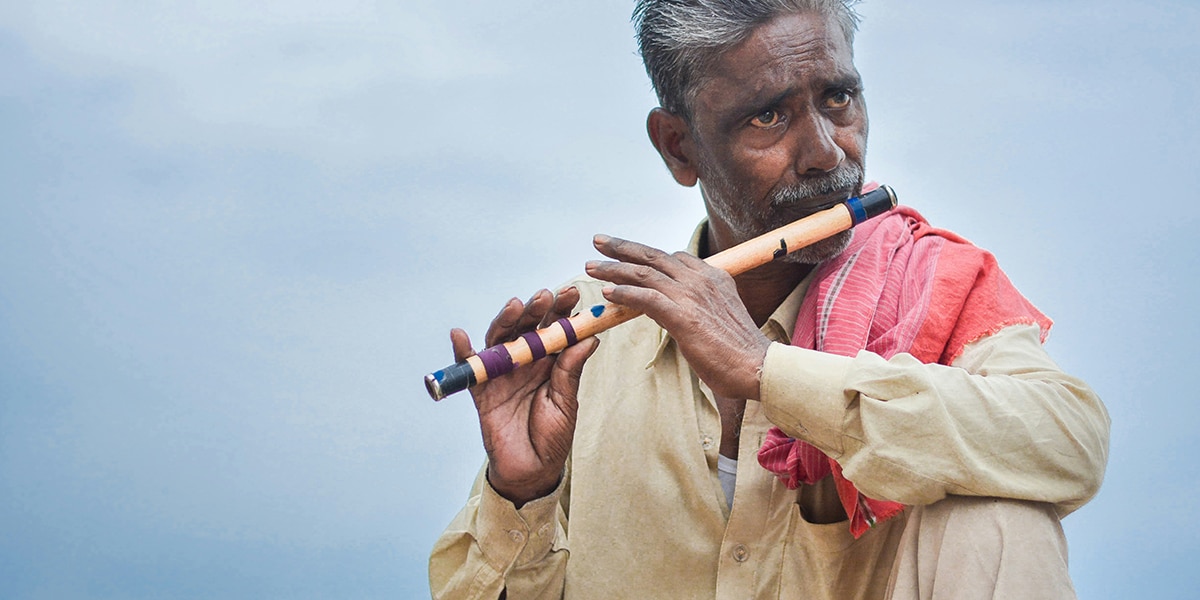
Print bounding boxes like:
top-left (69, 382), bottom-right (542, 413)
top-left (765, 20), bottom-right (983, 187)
top-left (3, 1), bottom-right (509, 165)
top-left (10, 0), bottom-right (506, 81)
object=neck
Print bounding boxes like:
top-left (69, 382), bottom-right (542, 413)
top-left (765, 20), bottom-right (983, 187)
top-left (735, 261), bottom-right (811, 326)
top-left (704, 221), bottom-right (812, 326)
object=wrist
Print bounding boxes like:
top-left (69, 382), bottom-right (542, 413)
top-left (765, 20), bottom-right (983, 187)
top-left (737, 335), bottom-right (772, 400)
top-left (487, 467), bottom-right (562, 509)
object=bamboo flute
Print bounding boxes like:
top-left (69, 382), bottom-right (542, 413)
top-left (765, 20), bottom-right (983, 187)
top-left (424, 184), bottom-right (897, 400)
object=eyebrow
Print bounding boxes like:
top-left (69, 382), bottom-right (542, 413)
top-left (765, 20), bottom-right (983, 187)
top-left (733, 87), bottom-right (795, 120)
top-left (723, 71), bottom-right (863, 127)
top-left (829, 72), bottom-right (863, 90)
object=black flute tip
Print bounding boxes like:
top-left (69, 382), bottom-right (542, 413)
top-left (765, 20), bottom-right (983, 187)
top-left (849, 185), bottom-right (898, 224)
top-left (425, 361), bottom-right (477, 401)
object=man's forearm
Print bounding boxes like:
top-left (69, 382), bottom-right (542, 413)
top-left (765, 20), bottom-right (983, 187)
top-left (759, 324), bottom-right (1110, 512)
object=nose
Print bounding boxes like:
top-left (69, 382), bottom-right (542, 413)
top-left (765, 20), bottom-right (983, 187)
top-left (791, 112), bottom-right (845, 175)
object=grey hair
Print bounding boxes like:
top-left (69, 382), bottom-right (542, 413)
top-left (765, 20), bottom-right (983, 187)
top-left (633, 0), bottom-right (862, 118)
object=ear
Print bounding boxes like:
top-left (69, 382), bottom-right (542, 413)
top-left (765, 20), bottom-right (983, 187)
top-left (646, 108), bottom-right (698, 187)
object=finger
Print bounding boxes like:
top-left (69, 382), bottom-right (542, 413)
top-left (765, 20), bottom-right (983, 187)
top-left (592, 234), bottom-right (687, 277)
top-left (668, 250), bottom-right (740, 290)
top-left (484, 297), bottom-right (525, 347)
top-left (541, 285), bottom-right (581, 328)
top-left (585, 259), bottom-right (675, 291)
top-left (668, 250), bottom-right (711, 271)
top-left (450, 328), bottom-right (475, 362)
top-left (549, 336), bottom-right (599, 407)
top-left (513, 289), bottom-right (554, 335)
top-left (600, 284), bottom-right (676, 321)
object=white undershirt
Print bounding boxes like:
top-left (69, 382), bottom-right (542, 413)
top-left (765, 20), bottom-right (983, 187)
top-left (716, 454), bottom-right (738, 509)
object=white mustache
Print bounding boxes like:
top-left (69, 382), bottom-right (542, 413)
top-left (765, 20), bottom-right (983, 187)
top-left (770, 165), bottom-right (865, 207)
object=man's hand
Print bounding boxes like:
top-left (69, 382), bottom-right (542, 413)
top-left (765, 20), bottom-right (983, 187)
top-left (588, 236), bottom-right (772, 400)
top-left (451, 287), bottom-right (598, 508)
top-left (585, 235), bottom-right (770, 400)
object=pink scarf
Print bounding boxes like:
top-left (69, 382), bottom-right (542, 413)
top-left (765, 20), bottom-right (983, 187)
top-left (757, 200), bottom-right (1052, 538)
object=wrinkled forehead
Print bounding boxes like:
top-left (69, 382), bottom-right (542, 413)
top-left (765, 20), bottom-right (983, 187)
top-left (713, 14), bottom-right (852, 80)
top-left (687, 12), bottom-right (858, 126)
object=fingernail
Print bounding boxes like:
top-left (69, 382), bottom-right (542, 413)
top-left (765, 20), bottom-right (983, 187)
top-left (593, 234), bottom-right (610, 245)
top-left (585, 261), bottom-right (598, 271)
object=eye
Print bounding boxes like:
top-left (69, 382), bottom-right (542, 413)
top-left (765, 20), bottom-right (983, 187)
top-left (825, 90), bottom-right (854, 110)
top-left (749, 109), bottom-right (782, 128)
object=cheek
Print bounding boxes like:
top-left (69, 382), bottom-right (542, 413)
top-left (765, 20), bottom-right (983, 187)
top-left (697, 132), bottom-right (792, 198)
top-left (730, 144), bottom-right (793, 190)
top-left (849, 129), bottom-right (868, 158)
top-left (841, 111), bottom-right (869, 161)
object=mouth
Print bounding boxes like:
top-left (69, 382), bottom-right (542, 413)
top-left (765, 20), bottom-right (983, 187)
top-left (772, 186), bottom-right (858, 215)
top-left (811, 195), bottom-right (852, 212)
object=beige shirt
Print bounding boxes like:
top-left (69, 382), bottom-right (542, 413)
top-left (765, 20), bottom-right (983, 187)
top-left (430, 245), bottom-right (1109, 600)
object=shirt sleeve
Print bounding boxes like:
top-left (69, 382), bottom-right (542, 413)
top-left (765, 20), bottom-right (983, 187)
top-left (428, 466), bottom-right (569, 600)
top-left (758, 324), bottom-right (1110, 515)
top-left (430, 277), bottom-right (609, 599)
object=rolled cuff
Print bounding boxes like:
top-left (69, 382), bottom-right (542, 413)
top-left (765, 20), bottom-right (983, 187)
top-left (759, 342), bottom-right (855, 459)
top-left (477, 475), bottom-right (565, 571)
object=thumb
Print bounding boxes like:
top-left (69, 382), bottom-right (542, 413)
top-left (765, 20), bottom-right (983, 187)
top-left (549, 337), bottom-right (600, 401)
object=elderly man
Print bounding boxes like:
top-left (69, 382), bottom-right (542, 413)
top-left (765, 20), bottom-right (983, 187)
top-left (429, 1), bottom-right (1110, 598)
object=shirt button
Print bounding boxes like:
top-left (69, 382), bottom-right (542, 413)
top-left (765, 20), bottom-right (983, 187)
top-left (732, 544), bottom-right (749, 562)
top-left (701, 435), bottom-right (714, 450)
top-left (508, 530), bottom-right (525, 543)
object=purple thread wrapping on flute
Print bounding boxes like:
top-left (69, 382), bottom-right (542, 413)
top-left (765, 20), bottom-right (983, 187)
top-left (557, 317), bottom-right (578, 346)
top-left (521, 331), bottom-right (547, 361)
top-left (477, 345), bottom-right (516, 379)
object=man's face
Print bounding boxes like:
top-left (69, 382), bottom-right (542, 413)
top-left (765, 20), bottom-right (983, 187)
top-left (686, 11), bottom-right (868, 261)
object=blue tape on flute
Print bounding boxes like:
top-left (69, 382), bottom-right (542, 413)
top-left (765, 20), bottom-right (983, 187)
top-left (427, 363), bottom-right (476, 401)
top-left (849, 185), bottom-right (897, 225)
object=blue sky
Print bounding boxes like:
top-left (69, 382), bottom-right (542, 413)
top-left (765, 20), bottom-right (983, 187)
top-left (2, 1), bottom-right (1197, 598)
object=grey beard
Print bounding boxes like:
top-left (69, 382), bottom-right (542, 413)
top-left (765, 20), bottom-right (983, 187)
top-left (704, 163), bottom-right (864, 265)
top-left (768, 164), bottom-right (862, 264)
